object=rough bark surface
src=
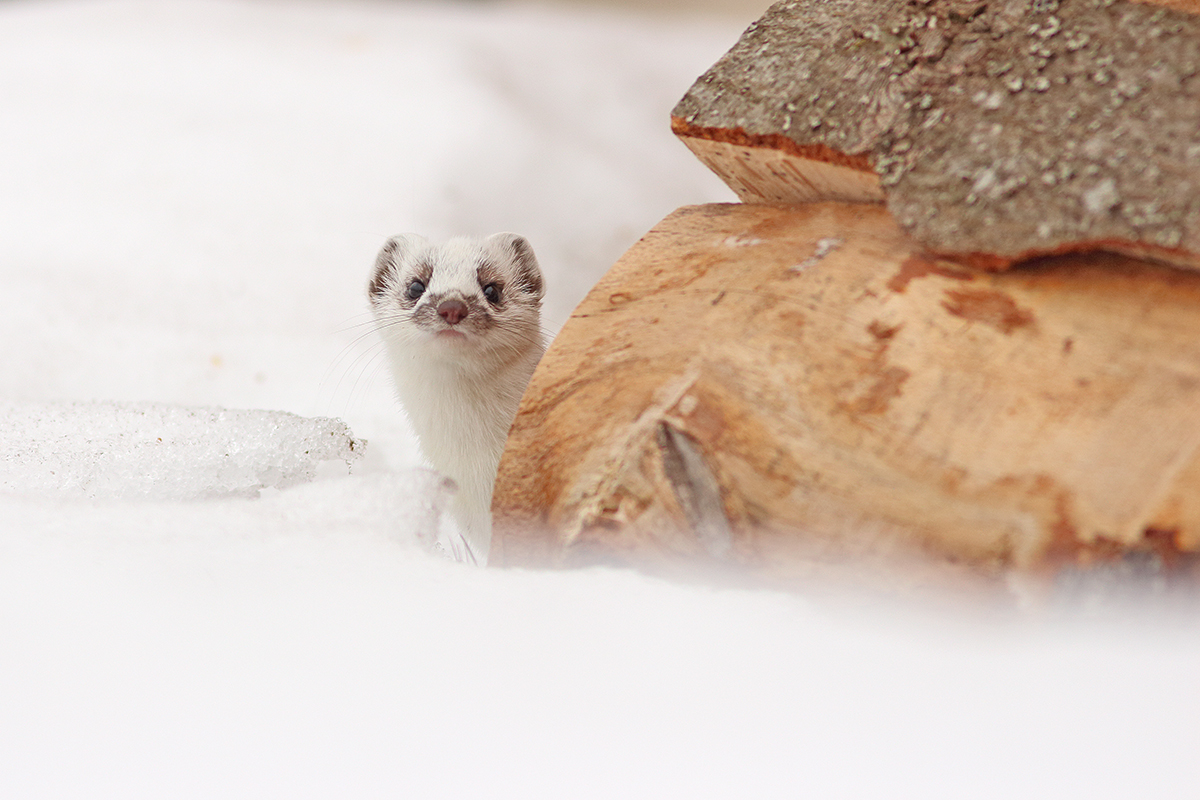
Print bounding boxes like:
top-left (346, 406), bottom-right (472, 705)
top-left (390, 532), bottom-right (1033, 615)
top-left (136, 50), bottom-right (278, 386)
top-left (492, 203), bottom-right (1200, 596)
top-left (672, 0), bottom-right (1200, 271)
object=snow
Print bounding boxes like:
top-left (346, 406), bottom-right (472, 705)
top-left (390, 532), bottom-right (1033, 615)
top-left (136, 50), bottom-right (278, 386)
top-left (0, 1), bottom-right (1196, 798)
top-left (0, 401), bottom-right (365, 499)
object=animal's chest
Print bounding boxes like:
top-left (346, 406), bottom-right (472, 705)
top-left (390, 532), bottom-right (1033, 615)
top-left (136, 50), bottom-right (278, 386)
top-left (409, 376), bottom-right (507, 460)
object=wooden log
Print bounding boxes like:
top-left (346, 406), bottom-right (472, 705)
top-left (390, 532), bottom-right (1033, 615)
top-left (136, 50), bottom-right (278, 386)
top-left (492, 203), bottom-right (1200, 596)
top-left (671, 0), bottom-right (1200, 272)
top-left (1136, 0), bottom-right (1200, 12)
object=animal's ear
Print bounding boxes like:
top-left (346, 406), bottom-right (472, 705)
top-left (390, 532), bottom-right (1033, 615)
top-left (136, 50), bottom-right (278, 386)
top-left (488, 233), bottom-right (543, 300)
top-left (369, 234), bottom-right (428, 300)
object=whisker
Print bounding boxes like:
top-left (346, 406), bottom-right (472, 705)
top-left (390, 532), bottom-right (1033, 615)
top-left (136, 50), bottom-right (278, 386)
top-left (320, 339), bottom-right (386, 416)
top-left (333, 316), bottom-right (388, 335)
top-left (346, 345), bottom-right (392, 411)
top-left (319, 324), bottom-right (385, 392)
top-left (319, 308), bottom-right (413, 415)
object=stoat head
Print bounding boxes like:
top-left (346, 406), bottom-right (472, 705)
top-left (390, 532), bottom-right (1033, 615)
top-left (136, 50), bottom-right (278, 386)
top-left (368, 232), bottom-right (544, 368)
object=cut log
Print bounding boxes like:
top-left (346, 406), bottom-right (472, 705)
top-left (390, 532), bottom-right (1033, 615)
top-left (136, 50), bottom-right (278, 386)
top-left (671, 0), bottom-right (1200, 271)
top-left (1135, 0), bottom-right (1200, 12)
top-left (492, 203), bottom-right (1200, 596)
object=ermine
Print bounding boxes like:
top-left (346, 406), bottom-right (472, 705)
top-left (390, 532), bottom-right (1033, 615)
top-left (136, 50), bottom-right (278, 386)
top-left (368, 233), bottom-right (546, 564)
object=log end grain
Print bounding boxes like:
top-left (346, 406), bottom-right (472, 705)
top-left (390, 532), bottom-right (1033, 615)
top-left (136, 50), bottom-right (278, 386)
top-left (493, 203), bottom-right (1200, 598)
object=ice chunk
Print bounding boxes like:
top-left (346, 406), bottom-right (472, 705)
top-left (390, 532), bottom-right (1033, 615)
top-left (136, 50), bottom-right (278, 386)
top-left (0, 401), bottom-right (365, 500)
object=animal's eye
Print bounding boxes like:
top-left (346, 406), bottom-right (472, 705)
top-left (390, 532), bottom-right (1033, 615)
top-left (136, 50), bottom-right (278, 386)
top-left (406, 280), bottom-right (426, 300)
top-left (482, 283), bottom-right (501, 305)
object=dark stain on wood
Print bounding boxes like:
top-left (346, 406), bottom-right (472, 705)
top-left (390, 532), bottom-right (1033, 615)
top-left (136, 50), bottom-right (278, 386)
top-left (778, 309), bottom-right (806, 332)
top-left (867, 320), bottom-right (902, 341)
top-left (1042, 489), bottom-right (1080, 568)
top-left (886, 254), bottom-right (975, 294)
top-left (1037, 488), bottom-right (1198, 578)
top-left (849, 365), bottom-right (910, 415)
top-left (942, 288), bottom-right (1035, 335)
top-left (1140, 528), bottom-right (1200, 576)
top-left (840, 318), bottom-right (911, 416)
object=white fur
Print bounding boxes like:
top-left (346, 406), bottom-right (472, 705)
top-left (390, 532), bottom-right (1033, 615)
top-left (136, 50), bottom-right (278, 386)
top-left (369, 233), bottom-right (545, 563)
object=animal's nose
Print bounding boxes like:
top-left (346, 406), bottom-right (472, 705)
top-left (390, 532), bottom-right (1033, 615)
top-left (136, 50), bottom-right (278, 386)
top-left (437, 300), bottom-right (469, 325)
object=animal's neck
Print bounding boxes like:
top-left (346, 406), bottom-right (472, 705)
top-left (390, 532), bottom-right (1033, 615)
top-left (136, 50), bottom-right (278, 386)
top-left (390, 347), bottom-right (533, 467)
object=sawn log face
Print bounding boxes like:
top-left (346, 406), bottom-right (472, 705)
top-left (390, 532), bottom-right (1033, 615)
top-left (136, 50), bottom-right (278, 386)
top-left (492, 203), bottom-right (1200, 591)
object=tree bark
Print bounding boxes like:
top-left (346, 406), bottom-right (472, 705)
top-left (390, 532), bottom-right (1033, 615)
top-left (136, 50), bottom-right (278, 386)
top-left (672, 0), bottom-right (1200, 271)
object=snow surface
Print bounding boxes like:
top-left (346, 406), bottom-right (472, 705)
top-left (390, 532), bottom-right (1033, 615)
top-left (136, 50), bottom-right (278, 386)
top-left (0, 401), bottom-right (365, 499)
top-left (0, 1), bottom-right (1196, 797)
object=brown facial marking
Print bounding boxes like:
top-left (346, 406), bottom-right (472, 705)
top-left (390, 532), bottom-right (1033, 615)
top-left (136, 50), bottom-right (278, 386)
top-left (369, 262), bottom-right (392, 300)
top-left (398, 262), bottom-right (434, 309)
top-left (477, 260), bottom-right (506, 305)
top-left (509, 238), bottom-right (543, 296)
top-left (370, 240), bottom-right (402, 300)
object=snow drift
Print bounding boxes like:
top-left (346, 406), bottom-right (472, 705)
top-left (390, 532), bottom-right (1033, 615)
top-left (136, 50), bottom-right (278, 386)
top-left (0, 1), bottom-right (1195, 798)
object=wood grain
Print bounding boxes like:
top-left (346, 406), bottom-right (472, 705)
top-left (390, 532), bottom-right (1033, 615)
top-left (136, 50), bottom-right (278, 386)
top-left (492, 203), bottom-right (1200, 595)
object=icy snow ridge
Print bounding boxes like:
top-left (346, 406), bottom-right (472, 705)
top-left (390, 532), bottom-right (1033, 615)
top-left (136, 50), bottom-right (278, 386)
top-left (0, 400), bottom-right (365, 500)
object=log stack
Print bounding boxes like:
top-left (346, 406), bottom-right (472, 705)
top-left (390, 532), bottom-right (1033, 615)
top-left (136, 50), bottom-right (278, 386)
top-left (492, 0), bottom-right (1200, 598)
